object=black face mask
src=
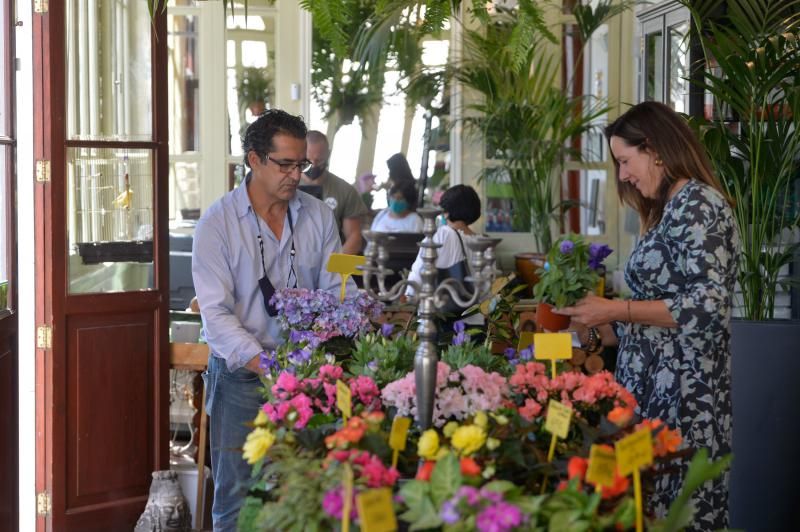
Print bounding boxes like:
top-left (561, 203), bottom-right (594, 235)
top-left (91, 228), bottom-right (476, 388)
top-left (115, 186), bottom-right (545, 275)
top-left (304, 163), bottom-right (327, 181)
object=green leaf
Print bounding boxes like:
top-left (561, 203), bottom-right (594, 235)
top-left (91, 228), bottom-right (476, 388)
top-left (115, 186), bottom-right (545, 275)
top-left (430, 453), bottom-right (462, 507)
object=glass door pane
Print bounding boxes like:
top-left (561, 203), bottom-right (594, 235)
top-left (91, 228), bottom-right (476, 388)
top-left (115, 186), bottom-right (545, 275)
top-left (66, 147), bottom-right (154, 293)
top-left (645, 30), bottom-right (664, 102)
top-left (668, 21), bottom-right (690, 113)
top-left (65, 0), bottom-right (153, 141)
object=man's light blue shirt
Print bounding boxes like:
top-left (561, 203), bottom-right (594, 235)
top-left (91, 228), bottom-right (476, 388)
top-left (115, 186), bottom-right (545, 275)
top-left (192, 180), bottom-right (353, 372)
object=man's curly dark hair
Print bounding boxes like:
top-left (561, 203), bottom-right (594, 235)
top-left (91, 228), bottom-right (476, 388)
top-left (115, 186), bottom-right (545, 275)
top-left (241, 109), bottom-right (308, 168)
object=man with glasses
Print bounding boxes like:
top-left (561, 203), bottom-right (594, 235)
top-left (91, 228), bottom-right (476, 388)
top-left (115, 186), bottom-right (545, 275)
top-left (302, 130), bottom-right (369, 254)
top-left (192, 109), bottom-right (352, 531)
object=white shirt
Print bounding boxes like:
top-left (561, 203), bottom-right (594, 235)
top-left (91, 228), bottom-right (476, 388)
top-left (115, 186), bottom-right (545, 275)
top-left (370, 208), bottom-right (424, 233)
top-left (406, 225), bottom-right (485, 324)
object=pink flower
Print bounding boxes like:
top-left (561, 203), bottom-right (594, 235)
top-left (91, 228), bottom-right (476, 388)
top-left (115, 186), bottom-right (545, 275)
top-left (290, 394), bottom-right (314, 429)
top-left (319, 364), bottom-right (344, 383)
top-left (519, 398), bottom-right (543, 421)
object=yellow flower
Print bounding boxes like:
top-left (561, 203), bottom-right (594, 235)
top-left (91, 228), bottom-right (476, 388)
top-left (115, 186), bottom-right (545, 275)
top-left (443, 421), bottom-right (459, 438)
top-left (253, 410), bottom-right (268, 427)
top-left (243, 427), bottom-right (276, 464)
top-left (473, 411), bottom-right (488, 428)
top-left (486, 437), bottom-right (501, 451)
top-left (418, 429), bottom-right (441, 460)
top-left (490, 413), bottom-right (509, 425)
top-left (451, 425), bottom-right (487, 456)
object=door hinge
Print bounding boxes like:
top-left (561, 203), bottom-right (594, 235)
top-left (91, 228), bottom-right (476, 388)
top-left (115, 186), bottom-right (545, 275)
top-left (34, 0), bottom-right (48, 14)
top-left (36, 491), bottom-right (51, 516)
top-left (36, 325), bottom-right (52, 349)
top-left (35, 160), bottom-right (50, 183)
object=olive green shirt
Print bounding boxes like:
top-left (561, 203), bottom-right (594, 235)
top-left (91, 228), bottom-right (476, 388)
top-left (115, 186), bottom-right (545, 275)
top-left (319, 170), bottom-right (369, 244)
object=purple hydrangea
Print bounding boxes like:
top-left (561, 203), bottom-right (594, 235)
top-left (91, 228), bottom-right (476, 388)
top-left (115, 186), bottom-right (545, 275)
top-left (588, 243), bottom-right (613, 270)
top-left (559, 240), bottom-right (575, 254)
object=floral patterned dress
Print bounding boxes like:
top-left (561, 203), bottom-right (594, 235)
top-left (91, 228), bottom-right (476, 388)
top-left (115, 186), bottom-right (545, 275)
top-left (616, 180), bottom-right (739, 530)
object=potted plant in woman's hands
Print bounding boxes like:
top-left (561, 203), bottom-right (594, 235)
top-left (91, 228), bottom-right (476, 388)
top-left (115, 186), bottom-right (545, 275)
top-left (533, 234), bottom-right (612, 331)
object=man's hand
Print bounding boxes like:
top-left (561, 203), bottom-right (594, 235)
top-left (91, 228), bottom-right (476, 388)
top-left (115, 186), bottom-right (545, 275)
top-left (245, 353), bottom-right (265, 374)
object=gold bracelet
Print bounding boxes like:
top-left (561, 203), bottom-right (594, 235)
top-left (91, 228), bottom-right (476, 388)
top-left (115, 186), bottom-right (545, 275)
top-left (627, 300), bottom-right (632, 323)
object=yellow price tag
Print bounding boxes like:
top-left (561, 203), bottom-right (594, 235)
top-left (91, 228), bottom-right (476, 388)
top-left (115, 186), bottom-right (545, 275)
top-left (342, 463), bottom-right (354, 532)
top-left (586, 444), bottom-right (617, 488)
top-left (336, 380), bottom-right (352, 420)
top-left (327, 253), bottom-right (366, 276)
top-left (544, 399), bottom-right (572, 439)
top-left (356, 488), bottom-right (398, 532)
top-left (327, 253), bottom-right (366, 302)
top-left (534, 333), bottom-right (573, 360)
top-left (517, 331), bottom-right (535, 353)
top-left (389, 417), bottom-right (411, 451)
top-left (615, 427), bottom-right (654, 477)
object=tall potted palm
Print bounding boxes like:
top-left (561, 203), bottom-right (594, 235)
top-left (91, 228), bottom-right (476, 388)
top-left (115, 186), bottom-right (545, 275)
top-left (679, 1), bottom-right (800, 529)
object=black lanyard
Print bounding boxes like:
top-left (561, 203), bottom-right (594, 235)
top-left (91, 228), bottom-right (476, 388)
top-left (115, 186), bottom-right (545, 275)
top-left (254, 207), bottom-right (297, 289)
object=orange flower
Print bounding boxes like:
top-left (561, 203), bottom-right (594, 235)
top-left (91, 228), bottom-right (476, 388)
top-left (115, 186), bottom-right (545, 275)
top-left (416, 460), bottom-right (435, 481)
top-left (459, 457), bottom-right (481, 477)
top-left (567, 456), bottom-right (588, 481)
top-left (635, 419), bottom-right (682, 457)
top-left (324, 417), bottom-right (367, 449)
top-left (599, 469), bottom-right (630, 499)
top-left (607, 406), bottom-right (634, 426)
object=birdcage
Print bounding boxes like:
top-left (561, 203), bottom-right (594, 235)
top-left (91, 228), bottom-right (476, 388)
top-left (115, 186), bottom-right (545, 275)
top-left (67, 147), bottom-right (154, 264)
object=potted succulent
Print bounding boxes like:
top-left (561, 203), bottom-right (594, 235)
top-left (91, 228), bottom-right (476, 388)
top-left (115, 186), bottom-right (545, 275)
top-left (532, 234), bottom-right (612, 332)
top-left (236, 66), bottom-right (273, 116)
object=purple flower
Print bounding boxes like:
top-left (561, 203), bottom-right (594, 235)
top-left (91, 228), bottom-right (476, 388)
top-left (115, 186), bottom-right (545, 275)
top-left (475, 502), bottom-right (524, 532)
top-left (259, 350), bottom-right (281, 373)
top-left (381, 323), bottom-right (395, 338)
top-left (559, 240), bottom-right (575, 254)
top-left (321, 488), bottom-right (358, 520)
top-left (455, 485), bottom-right (481, 506)
top-left (588, 243), bottom-right (613, 270)
top-left (440, 500), bottom-right (460, 524)
top-left (452, 320), bottom-right (470, 346)
top-left (519, 346), bottom-right (533, 361)
top-left (287, 347), bottom-right (312, 366)
top-left (504, 347), bottom-right (517, 361)
top-left (367, 360), bottom-right (379, 372)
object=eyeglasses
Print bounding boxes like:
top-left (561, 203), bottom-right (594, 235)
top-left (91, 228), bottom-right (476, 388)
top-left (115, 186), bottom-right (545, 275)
top-left (266, 155), bottom-right (313, 174)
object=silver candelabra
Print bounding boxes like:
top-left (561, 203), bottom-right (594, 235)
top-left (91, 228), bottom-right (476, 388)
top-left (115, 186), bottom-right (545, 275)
top-left (362, 207), bottom-right (501, 430)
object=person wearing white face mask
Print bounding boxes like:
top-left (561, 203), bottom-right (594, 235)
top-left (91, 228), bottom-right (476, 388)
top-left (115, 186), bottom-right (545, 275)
top-left (370, 180), bottom-right (423, 233)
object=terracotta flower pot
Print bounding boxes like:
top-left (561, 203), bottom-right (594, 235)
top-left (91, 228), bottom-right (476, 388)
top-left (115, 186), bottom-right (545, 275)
top-left (536, 302), bottom-right (571, 332)
top-left (514, 252), bottom-right (546, 297)
top-left (248, 100), bottom-right (266, 116)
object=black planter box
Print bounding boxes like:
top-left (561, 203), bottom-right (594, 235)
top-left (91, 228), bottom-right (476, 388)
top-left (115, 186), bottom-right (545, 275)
top-left (730, 319), bottom-right (800, 531)
top-left (77, 240), bottom-right (153, 265)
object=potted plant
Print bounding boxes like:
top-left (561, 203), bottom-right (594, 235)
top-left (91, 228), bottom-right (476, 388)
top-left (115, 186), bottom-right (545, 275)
top-left (532, 234), bottom-right (612, 331)
top-left (678, 1), bottom-right (800, 529)
top-left (236, 66), bottom-right (273, 116)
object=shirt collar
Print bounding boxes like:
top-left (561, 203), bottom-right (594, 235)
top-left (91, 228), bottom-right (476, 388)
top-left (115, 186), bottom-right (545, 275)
top-left (235, 173), bottom-right (305, 220)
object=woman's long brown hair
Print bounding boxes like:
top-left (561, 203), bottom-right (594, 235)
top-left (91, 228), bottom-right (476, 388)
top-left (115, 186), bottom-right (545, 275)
top-left (604, 101), bottom-right (730, 232)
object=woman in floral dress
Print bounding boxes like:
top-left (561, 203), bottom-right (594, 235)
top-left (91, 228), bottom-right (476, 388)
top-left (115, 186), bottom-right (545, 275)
top-left (557, 101), bottom-right (739, 530)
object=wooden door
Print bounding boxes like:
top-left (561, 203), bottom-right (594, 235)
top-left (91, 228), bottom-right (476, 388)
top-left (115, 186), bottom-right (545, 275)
top-left (34, 3), bottom-right (169, 530)
top-left (0, 0), bottom-right (17, 529)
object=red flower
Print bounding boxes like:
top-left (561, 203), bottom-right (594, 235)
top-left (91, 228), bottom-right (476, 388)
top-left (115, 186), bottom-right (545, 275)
top-left (459, 457), bottom-right (481, 477)
top-left (416, 460), bottom-right (435, 481)
top-left (607, 406), bottom-right (634, 426)
top-left (567, 456), bottom-right (588, 480)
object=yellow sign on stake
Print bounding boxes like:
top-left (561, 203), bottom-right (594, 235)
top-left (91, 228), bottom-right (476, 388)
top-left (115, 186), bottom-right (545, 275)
top-left (356, 488), bottom-right (398, 532)
top-left (615, 428), bottom-right (654, 476)
top-left (342, 463), bottom-right (354, 532)
top-left (327, 253), bottom-right (367, 302)
top-left (336, 380), bottom-right (352, 421)
top-left (615, 428), bottom-right (654, 532)
top-left (586, 444), bottom-right (616, 488)
top-left (389, 416), bottom-right (411, 469)
top-left (534, 332), bottom-right (572, 378)
top-left (544, 399), bottom-right (572, 439)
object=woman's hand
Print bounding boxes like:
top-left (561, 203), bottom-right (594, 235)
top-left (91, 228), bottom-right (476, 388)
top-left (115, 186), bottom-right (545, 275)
top-left (554, 293), bottom-right (623, 329)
